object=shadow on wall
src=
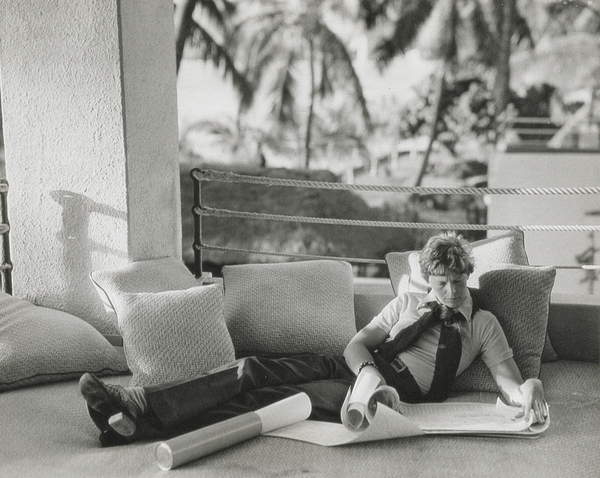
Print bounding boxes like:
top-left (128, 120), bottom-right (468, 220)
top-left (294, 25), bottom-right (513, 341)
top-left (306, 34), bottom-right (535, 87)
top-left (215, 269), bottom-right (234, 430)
top-left (49, 190), bottom-right (127, 330)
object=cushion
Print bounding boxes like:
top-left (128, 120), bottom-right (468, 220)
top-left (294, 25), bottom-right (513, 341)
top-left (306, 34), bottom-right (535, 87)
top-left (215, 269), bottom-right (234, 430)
top-left (385, 231), bottom-right (558, 362)
top-left (111, 284), bottom-right (235, 387)
top-left (452, 264), bottom-right (556, 393)
top-left (90, 256), bottom-right (199, 321)
top-left (223, 260), bottom-right (356, 355)
top-left (0, 292), bottom-right (128, 391)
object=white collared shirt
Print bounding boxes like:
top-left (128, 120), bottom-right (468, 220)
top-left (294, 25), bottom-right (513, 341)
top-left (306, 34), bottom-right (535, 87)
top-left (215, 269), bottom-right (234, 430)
top-left (368, 291), bottom-right (513, 394)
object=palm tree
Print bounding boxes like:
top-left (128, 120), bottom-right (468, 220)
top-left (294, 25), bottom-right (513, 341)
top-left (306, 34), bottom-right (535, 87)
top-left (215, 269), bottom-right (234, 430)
top-left (174, 0), bottom-right (250, 99)
top-left (358, 0), bottom-right (530, 185)
top-left (179, 115), bottom-right (291, 166)
top-left (233, 0), bottom-right (372, 169)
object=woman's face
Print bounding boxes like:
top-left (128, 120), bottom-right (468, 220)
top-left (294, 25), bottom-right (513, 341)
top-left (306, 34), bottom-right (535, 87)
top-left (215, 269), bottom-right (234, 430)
top-left (428, 271), bottom-right (469, 309)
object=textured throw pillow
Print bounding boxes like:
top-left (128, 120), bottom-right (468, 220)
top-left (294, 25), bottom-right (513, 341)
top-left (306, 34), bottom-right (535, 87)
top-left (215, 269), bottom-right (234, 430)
top-left (0, 293), bottom-right (128, 391)
top-left (223, 260), bottom-right (356, 355)
top-left (452, 264), bottom-right (556, 393)
top-left (111, 284), bottom-right (235, 387)
top-left (385, 231), bottom-right (558, 361)
top-left (90, 256), bottom-right (199, 321)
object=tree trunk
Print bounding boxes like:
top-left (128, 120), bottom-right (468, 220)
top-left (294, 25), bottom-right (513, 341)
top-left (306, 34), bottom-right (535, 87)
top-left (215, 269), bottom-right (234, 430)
top-left (414, 65), bottom-right (446, 187)
top-left (493, 0), bottom-right (515, 116)
top-left (304, 39), bottom-right (316, 169)
top-left (174, 0), bottom-right (197, 74)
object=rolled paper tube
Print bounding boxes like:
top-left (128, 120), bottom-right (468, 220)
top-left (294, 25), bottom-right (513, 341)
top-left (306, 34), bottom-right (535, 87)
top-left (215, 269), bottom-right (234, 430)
top-left (155, 392), bottom-right (312, 470)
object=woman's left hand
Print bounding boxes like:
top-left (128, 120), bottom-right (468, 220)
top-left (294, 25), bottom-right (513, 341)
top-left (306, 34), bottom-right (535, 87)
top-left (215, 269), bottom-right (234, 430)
top-left (516, 378), bottom-right (548, 424)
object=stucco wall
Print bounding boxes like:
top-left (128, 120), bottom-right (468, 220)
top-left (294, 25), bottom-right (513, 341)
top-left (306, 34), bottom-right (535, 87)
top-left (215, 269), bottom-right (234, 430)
top-left (0, 0), bottom-right (181, 333)
top-left (488, 150), bottom-right (600, 296)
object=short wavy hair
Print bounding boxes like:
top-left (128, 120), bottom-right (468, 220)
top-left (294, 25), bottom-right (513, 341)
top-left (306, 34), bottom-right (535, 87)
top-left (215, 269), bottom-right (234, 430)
top-left (419, 232), bottom-right (475, 280)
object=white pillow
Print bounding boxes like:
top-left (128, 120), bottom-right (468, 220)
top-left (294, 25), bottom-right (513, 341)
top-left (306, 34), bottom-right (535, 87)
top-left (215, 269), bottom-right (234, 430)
top-left (223, 260), bottom-right (357, 355)
top-left (0, 293), bottom-right (128, 391)
top-left (111, 284), bottom-right (235, 386)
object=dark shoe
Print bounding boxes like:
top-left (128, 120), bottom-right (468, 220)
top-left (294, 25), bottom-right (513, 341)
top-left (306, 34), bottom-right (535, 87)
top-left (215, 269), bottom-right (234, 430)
top-left (79, 373), bottom-right (160, 446)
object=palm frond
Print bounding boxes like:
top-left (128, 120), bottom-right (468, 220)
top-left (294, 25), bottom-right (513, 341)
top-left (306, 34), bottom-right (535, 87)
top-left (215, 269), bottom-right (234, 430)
top-left (244, 33), bottom-right (288, 103)
top-left (191, 21), bottom-right (252, 103)
top-left (358, 0), bottom-right (395, 29)
top-left (217, 0), bottom-right (236, 16)
top-left (197, 0), bottom-right (231, 30)
top-left (182, 118), bottom-right (236, 138)
top-left (455, 0), bottom-right (498, 66)
top-left (320, 24), bottom-right (372, 131)
top-left (514, 8), bottom-right (535, 47)
top-left (374, 0), bottom-right (435, 67)
top-left (415, 0), bottom-right (457, 62)
top-left (233, 8), bottom-right (286, 34)
top-left (242, 18), bottom-right (286, 72)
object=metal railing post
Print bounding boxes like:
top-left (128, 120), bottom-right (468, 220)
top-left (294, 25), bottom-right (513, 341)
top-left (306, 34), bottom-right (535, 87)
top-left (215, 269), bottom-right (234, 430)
top-left (0, 179), bottom-right (13, 295)
top-left (191, 169), bottom-right (203, 279)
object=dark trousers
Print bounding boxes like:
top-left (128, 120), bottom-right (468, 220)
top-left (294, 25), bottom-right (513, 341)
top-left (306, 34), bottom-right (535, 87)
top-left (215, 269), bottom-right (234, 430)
top-left (144, 353), bottom-right (355, 437)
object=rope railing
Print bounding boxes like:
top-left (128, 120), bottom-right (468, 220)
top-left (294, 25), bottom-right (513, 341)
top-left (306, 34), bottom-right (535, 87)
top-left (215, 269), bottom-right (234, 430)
top-left (197, 206), bottom-right (600, 233)
top-left (190, 168), bottom-right (600, 277)
top-left (199, 242), bottom-right (600, 271)
top-left (194, 169), bottom-right (600, 196)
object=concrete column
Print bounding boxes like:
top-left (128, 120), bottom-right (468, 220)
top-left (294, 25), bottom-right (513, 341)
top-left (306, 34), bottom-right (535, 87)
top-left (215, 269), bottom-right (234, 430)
top-left (0, 0), bottom-right (182, 334)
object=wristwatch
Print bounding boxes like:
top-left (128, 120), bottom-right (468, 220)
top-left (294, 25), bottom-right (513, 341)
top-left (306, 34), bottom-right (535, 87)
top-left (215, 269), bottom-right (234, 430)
top-left (357, 360), bottom-right (377, 375)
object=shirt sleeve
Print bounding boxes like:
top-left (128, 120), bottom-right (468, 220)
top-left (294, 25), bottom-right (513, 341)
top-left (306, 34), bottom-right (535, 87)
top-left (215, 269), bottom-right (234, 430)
top-left (367, 294), bottom-right (406, 337)
top-left (478, 311), bottom-right (514, 369)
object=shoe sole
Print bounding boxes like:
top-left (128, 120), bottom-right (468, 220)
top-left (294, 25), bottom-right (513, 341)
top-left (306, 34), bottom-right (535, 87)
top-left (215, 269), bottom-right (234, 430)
top-left (80, 373), bottom-right (136, 442)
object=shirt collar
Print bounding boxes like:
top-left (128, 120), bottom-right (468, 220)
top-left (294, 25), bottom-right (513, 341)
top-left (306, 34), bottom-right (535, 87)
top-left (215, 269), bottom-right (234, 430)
top-left (420, 290), bottom-right (473, 321)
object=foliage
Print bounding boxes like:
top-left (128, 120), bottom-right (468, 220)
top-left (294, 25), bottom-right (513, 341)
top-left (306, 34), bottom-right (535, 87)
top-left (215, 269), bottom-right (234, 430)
top-left (178, 116), bottom-right (292, 166)
top-left (397, 74), bottom-right (497, 153)
top-left (542, 0), bottom-right (600, 35)
top-left (179, 162), bottom-right (419, 276)
top-left (232, 0), bottom-right (372, 168)
top-left (174, 0), bottom-right (251, 100)
top-left (359, 0), bottom-right (503, 69)
top-left (397, 74), bottom-right (563, 155)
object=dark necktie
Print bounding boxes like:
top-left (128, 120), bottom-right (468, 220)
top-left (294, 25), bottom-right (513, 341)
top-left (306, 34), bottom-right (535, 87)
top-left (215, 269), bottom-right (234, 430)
top-left (375, 302), bottom-right (464, 402)
top-left (426, 306), bottom-right (463, 401)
